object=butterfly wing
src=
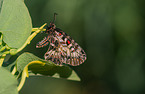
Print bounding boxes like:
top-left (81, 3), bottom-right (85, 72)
top-left (44, 28), bottom-right (86, 66)
top-left (36, 36), bottom-right (50, 48)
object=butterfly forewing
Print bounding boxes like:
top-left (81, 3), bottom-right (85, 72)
top-left (36, 23), bottom-right (86, 66)
top-left (36, 36), bottom-right (50, 48)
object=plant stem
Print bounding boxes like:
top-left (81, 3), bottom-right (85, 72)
top-left (0, 51), bottom-right (9, 67)
top-left (0, 57), bottom-right (5, 67)
top-left (17, 61), bottom-right (45, 91)
top-left (32, 28), bottom-right (46, 31)
top-left (17, 67), bottom-right (29, 91)
top-left (16, 23), bottom-right (47, 53)
top-left (11, 66), bottom-right (17, 75)
top-left (0, 34), bottom-right (3, 45)
top-left (0, 46), bottom-right (6, 52)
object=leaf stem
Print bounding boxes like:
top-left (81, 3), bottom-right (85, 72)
top-left (11, 66), bottom-right (17, 75)
top-left (17, 61), bottom-right (45, 91)
top-left (0, 45), bottom-right (10, 52)
top-left (16, 23), bottom-right (47, 53)
top-left (17, 66), bottom-right (29, 91)
top-left (0, 51), bottom-right (10, 67)
top-left (0, 56), bottom-right (5, 67)
top-left (0, 34), bottom-right (3, 45)
top-left (32, 28), bottom-right (46, 31)
top-left (0, 46), bottom-right (6, 52)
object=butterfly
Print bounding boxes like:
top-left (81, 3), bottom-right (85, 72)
top-left (36, 13), bottom-right (86, 66)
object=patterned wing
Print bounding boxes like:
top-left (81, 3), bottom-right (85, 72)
top-left (44, 28), bottom-right (86, 66)
top-left (36, 36), bottom-right (50, 48)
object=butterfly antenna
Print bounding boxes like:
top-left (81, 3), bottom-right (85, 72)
top-left (53, 13), bottom-right (58, 23)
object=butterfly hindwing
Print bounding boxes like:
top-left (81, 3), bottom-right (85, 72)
top-left (41, 28), bottom-right (86, 66)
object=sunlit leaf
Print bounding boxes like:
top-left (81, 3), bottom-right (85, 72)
top-left (16, 52), bottom-right (80, 91)
top-left (0, 0), bottom-right (3, 13)
top-left (0, 0), bottom-right (32, 48)
top-left (0, 67), bottom-right (18, 94)
top-left (16, 52), bottom-right (80, 80)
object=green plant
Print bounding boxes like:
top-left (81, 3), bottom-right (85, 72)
top-left (0, 0), bottom-right (80, 94)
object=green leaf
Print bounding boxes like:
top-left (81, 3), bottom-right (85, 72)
top-left (52, 70), bottom-right (80, 81)
top-left (16, 52), bottom-right (80, 91)
top-left (16, 52), bottom-right (53, 72)
top-left (0, 0), bottom-right (32, 48)
top-left (0, 67), bottom-right (18, 94)
top-left (16, 52), bottom-right (80, 80)
top-left (0, 0), bottom-right (3, 13)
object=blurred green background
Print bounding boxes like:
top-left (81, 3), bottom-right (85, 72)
top-left (20, 0), bottom-right (145, 94)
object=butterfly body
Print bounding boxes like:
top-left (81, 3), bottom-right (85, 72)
top-left (36, 22), bottom-right (86, 66)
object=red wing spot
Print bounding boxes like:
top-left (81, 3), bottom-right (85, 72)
top-left (67, 40), bottom-right (71, 44)
top-left (59, 33), bottom-right (62, 35)
top-left (52, 40), bottom-right (54, 43)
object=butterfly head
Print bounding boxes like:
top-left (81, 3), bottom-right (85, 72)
top-left (45, 22), bottom-right (56, 34)
top-left (45, 13), bottom-right (58, 34)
